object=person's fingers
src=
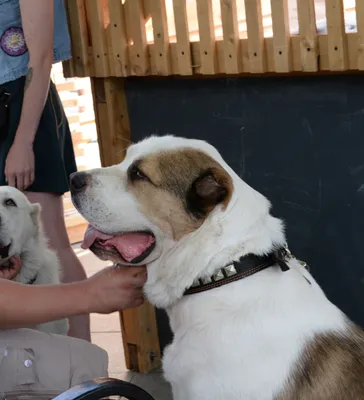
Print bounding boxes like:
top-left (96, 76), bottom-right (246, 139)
top-left (29, 169), bottom-right (35, 186)
top-left (131, 266), bottom-right (147, 276)
top-left (133, 270), bottom-right (148, 285)
top-left (0, 257), bottom-right (22, 280)
top-left (23, 172), bottom-right (31, 190)
top-left (15, 173), bottom-right (24, 191)
top-left (6, 173), bottom-right (16, 188)
top-left (8, 256), bottom-right (22, 278)
top-left (130, 297), bottom-right (144, 308)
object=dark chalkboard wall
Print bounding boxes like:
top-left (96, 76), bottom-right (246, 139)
top-left (125, 75), bottom-right (364, 351)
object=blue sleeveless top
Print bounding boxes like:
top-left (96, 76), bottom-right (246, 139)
top-left (0, 0), bottom-right (71, 84)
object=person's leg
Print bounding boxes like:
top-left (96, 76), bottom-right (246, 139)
top-left (0, 328), bottom-right (108, 395)
top-left (25, 191), bottom-right (91, 342)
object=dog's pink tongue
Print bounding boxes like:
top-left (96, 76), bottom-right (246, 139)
top-left (103, 234), bottom-right (155, 262)
top-left (81, 225), bottom-right (113, 249)
top-left (81, 225), bottom-right (155, 262)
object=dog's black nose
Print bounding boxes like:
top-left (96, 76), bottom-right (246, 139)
top-left (70, 172), bottom-right (87, 192)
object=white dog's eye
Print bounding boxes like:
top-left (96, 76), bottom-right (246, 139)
top-left (136, 170), bottom-right (145, 179)
top-left (4, 199), bottom-right (16, 207)
top-left (129, 165), bottom-right (150, 182)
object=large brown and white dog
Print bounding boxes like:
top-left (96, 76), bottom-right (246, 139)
top-left (0, 186), bottom-right (68, 335)
top-left (70, 135), bottom-right (364, 400)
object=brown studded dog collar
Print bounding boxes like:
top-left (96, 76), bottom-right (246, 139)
top-left (184, 246), bottom-right (300, 296)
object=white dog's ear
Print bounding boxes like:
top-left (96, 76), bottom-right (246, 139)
top-left (30, 203), bottom-right (42, 226)
top-left (187, 167), bottom-right (233, 217)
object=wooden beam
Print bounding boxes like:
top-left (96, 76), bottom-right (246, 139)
top-left (196, 0), bottom-right (217, 74)
top-left (297, 0), bottom-right (318, 71)
top-left (325, 0), bottom-right (348, 70)
top-left (244, 0), bottom-right (267, 73)
top-left (172, 0), bottom-right (193, 75)
top-left (90, 77), bottom-right (161, 373)
top-left (271, 0), bottom-right (292, 72)
top-left (220, 0), bottom-right (240, 73)
top-left (356, 0), bottom-right (364, 70)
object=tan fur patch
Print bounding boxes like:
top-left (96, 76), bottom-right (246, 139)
top-left (276, 323), bottom-right (364, 400)
top-left (128, 148), bottom-right (233, 240)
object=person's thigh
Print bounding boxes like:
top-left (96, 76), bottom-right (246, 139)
top-left (24, 191), bottom-right (91, 342)
top-left (0, 328), bottom-right (108, 394)
top-left (24, 191), bottom-right (70, 250)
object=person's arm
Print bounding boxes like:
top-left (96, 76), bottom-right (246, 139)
top-left (17, 0), bottom-right (54, 142)
top-left (5, 0), bottom-right (54, 190)
top-left (0, 258), bottom-right (146, 329)
top-left (0, 279), bottom-right (89, 328)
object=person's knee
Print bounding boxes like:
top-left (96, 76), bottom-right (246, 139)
top-left (0, 329), bottom-right (108, 393)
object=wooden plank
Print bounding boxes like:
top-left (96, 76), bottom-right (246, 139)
top-left (85, 0), bottom-right (110, 77)
top-left (64, 0), bottom-right (90, 76)
top-left (297, 0), bottom-right (318, 71)
top-left (270, 0), bottom-right (291, 72)
top-left (61, 60), bottom-right (75, 78)
top-left (196, 0), bottom-right (217, 74)
top-left (90, 77), bottom-right (161, 373)
top-left (220, 0), bottom-right (240, 74)
top-left (172, 0), bottom-right (192, 75)
top-left (108, 0), bottom-right (129, 76)
top-left (149, 0), bottom-right (171, 75)
top-left (324, 0), bottom-right (348, 70)
top-left (124, 0), bottom-right (149, 75)
top-left (356, 0), bottom-right (364, 70)
top-left (244, 0), bottom-right (266, 73)
top-left (120, 305), bottom-right (161, 372)
top-left (91, 78), bottom-right (131, 166)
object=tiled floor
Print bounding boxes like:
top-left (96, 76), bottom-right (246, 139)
top-left (74, 244), bottom-right (173, 399)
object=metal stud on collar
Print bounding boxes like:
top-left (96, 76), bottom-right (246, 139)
top-left (224, 265), bottom-right (237, 277)
top-left (191, 264), bottom-right (238, 289)
top-left (213, 270), bottom-right (225, 282)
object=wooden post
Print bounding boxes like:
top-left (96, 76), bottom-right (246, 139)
top-left (172, 0), bottom-right (193, 75)
top-left (244, 0), bottom-right (267, 73)
top-left (108, 0), bottom-right (129, 77)
top-left (325, 0), bottom-right (348, 71)
top-left (196, 0), bottom-right (217, 75)
top-left (271, 0), bottom-right (292, 72)
top-left (220, 0), bottom-right (240, 74)
top-left (91, 77), bottom-right (161, 373)
top-left (85, 0), bottom-right (110, 77)
top-left (297, 0), bottom-right (318, 71)
top-left (124, 0), bottom-right (150, 76)
top-left (356, 0), bottom-right (364, 70)
top-left (64, 0), bottom-right (90, 77)
top-left (149, 0), bottom-right (171, 75)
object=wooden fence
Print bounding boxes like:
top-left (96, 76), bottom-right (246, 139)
top-left (63, 0), bottom-right (362, 77)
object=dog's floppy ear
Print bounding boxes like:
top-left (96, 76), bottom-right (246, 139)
top-left (187, 167), bottom-right (232, 218)
top-left (30, 203), bottom-right (41, 226)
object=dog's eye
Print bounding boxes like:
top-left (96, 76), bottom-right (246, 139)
top-left (129, 165), bottom-right (149, 182)
top-left (4, 199), bottom-right (16, 207)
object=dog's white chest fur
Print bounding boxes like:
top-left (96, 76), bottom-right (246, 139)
top-left (162, 261), bottom-right (346, 400)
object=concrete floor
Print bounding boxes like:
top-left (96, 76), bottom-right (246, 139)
top-left (75, 244), bottom-right (172, 399)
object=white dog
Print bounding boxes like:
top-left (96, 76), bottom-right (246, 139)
top-left (70, 135), bottom-right (364, 400)
top-left (0, 186), bottom-right (68, 335)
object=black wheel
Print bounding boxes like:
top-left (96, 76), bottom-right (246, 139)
top-left (53, 378), bottom-right (156, 400)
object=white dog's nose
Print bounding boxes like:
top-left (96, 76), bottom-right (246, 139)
top-left (70, 172), bottom-right (87, 192)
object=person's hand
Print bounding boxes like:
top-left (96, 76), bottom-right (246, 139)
top-left (84, 265), bottom-right (147, 314)
top-left (5, 139), bottom-right (35, 191)
top-left (0, 256), bottom-right (22, 280)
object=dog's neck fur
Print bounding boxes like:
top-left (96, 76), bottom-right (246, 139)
top-left (145, 172), bottom-right (286, 309)
top-left (14, 223), bottom-right (60, 285)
